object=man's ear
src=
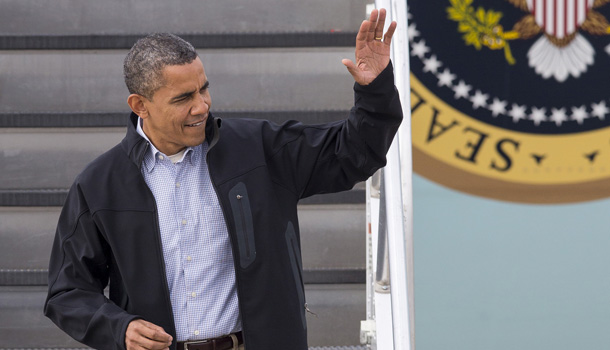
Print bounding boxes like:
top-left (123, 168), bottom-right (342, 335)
top-left (127, 94), bottom-right (150, 119)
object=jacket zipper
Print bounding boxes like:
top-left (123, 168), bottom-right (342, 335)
top-left (235, 195), bottom-right (251, 259)
top-left (151, 200), bottom-right (178, 336)
top-left (289, 236), bottom-right (315, 318)
top-left (206, 141), bottom-right (249, 347)
top-left (305, 303), bottom-right (317, 317)
top-left (139, 142), bottom-right (178, 345)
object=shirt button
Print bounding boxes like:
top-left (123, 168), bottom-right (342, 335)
top-left (191, 292), bottom-right (197, 298)
top-left (186, 256), bottom-right (192, 261)
top-left (182, 219), bottom-right (187, 225)
top-left (176, 182), bottom-right (181, 188)
top-left (158, 155), bottom-right (164, 160)
top-left (194, 330), bottom-right (200, 336)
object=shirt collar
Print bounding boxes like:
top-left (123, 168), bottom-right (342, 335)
top-left (136, 117), bottom-right (200, 172)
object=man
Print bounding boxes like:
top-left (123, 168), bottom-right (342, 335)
top-left (44, 8), bottom-right (401, 350)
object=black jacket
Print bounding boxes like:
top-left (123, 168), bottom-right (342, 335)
top-left (44, 63), bottom-right (402, 350)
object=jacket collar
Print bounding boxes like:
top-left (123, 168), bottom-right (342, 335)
top-left (121, 111), bottom-right (221, 168)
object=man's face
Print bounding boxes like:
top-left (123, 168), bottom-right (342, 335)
top-left (141, 56), bottom-right (211, 155)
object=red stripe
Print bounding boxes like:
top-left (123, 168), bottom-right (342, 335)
top-left (564, 0), bottom-right (567, 35)
top-left (543, 0), bottom-right (546, 30)
top-left (554, 0), bottom-right (558, 37)
top-left (532, 0), bottom-right (536, 17)
top-left (574, 1), bottom-right (578, 26)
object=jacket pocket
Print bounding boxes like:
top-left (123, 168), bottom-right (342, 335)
top-left (285, 221), bottom-right (307, 330)
top-left (228, 182), bottom-right (256, 268)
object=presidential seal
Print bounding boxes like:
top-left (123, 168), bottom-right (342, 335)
top-left (408, 0), bottom-right (610, 203)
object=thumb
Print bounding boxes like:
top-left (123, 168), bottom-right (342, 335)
top-left (342, 58), bottom-right (359, 79)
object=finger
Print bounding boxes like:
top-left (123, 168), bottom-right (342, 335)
top-left (342, 59), bottom-right (359, 79)
top-left (342, 59), bottom-right (368, 85)
top-left (144, 339), bottom-right (171, 350)
top-left (135, 335), bottom-right (172, 350)
top-left (126, 342), bottom-right (146, 350)
top-left (342, 58), bottom-right (357, 74)
top-left (141, 322), bottom-right (173, 343)
top-left (355, 19), bottom-right (368, 44)
top-left (383, 21), bottom-right (398, 45)
top-left (375, 8), bottom-right (387, 41)
top-left (129, 320), bottom-right (173, 343)
top-left (366, 8), bottom-right (379, 42)
top-left (126, 332), bottom-right (170, 350)
top-left (134, 331), bottom-right (172, 350)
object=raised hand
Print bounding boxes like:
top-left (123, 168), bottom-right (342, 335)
top-left (342, 8), bottom-right (397, 85)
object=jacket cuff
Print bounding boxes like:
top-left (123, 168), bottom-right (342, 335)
top-left (354, 60), bottom-right (395, 91)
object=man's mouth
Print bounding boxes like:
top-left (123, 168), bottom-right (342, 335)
top-left (185, 117), bottom-right (206, 127)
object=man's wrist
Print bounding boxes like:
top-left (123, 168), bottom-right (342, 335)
top-left (354, 61), bottom-right (394, 91)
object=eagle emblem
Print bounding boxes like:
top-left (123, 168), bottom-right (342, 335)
top-left (448, 0), bottom-right (610, 81)
top-left (409, 1), bottom-right (610, 203)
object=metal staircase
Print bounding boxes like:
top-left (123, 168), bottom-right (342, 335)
top-left (0, 0), bottom-right (373, 348)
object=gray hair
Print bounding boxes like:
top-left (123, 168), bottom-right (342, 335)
top-left (123, 33), bottom-right (198, 100)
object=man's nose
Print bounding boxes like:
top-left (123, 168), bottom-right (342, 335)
top-left (191, 94), bottom-right (209, 115)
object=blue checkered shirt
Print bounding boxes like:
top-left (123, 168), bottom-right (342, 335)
top-left (137, 120), bottom-right (241, 341)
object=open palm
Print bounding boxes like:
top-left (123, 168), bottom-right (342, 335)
top-left (342, 8), bottom-right (397, 85)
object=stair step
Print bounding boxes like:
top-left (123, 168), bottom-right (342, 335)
top-left (0, 0), bottom-right (368, 36)
top-left (0, 284), bottom-right (365, 348)
top-left (299, 204), bottom-right (366, 270)
top-left (0, 268), bottom-right (364, 287)
top-left (0, 203), bottom-right (365, 273)
top-left (0, 33), bottom-right (356, 50)
top-left (305, 284), bottom-right (366, 347)
top-left (0, 48), bottom-right (354, 113)
top-left (0, 189), bottom-right (364, 206)
top-left (0, 110), bottom-right (349, 128)
top-left (0, 109), bottom-right (360, 190)
top-left (0, 190), bottom-right (69, 206)
top-left (0, 128), bottom-right (124, 190)
top-left (0, 286), bottom-right (82, 348)
top-left (0, 348), bottom-right (367, 350)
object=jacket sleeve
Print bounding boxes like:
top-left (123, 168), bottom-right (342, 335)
top-left (264, 61), bottom-right (403, 199)
top-left (44, 182), bottom-right (139, 350)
